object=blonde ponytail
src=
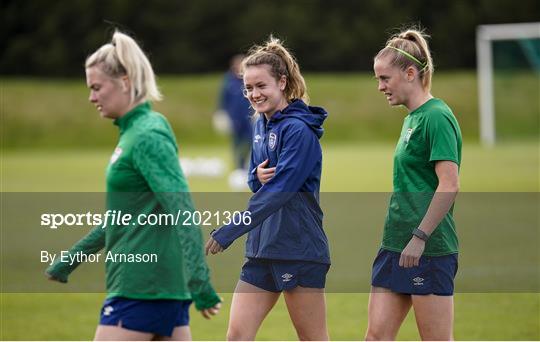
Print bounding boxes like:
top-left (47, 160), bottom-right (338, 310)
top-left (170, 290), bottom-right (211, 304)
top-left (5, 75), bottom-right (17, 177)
top-left (85, 30), bottom-right (163, 103)
top-left (242, 35), bottom-right (309, 104)
top-left (375, 28), bottom-right (434, 91)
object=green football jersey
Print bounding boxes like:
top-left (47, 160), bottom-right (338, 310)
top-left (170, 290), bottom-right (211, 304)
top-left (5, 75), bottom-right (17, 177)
top-left (382, 98), bottom-right (462, 256)
top-left (46, 102), bottom-right (220, 309)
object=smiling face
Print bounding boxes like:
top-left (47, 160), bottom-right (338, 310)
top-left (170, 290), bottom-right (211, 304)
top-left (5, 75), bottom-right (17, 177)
top-left (243, 64), bottom-right (289, 119)
top-left (373, 56), bottom-right (413, 108)
top-left (86, 65), bottom-right (132, 119)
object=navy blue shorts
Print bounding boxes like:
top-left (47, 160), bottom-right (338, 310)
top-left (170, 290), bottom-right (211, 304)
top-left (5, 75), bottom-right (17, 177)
top-left (371, 249), bottom-right (458, 296)
top-left (99, 297), bottom-right (192, 337)
top-left (240, 258), bottom-right (330, 293)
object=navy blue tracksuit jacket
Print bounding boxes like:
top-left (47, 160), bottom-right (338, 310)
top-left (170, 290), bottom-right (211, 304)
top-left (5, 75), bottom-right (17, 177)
top-left (212, 99), bottom-right (330, 264)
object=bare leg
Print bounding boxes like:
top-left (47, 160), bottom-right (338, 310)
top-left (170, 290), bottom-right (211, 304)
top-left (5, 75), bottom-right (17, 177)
top-left (226, 280), bottom-right (280, 341)
top-left (365, 287), bottom-right (412, 340)
top-left (412, 295), bottom-right (454, 341)
top-left (94, 323), bottom-right (153, 341)
top-left (155, 325), bottom-right (192, 341)
top-left (283, 286), bottom-right (329, 341)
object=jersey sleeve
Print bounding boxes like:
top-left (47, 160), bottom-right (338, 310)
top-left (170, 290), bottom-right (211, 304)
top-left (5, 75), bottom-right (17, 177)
top-left (247, 149), bottom-right (262, 193)
top-left (45, 224), bottom-right (105, 282)
top-left (425, 112), bottom-right (460, 165)
top-left (132, 131), bottom-right (220, 310)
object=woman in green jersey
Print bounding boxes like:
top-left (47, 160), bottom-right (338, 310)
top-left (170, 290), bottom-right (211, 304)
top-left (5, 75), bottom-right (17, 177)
top-left (46, 31), bottom-right (221, 340)
top-left (366, 28), bottom-right (462, 340)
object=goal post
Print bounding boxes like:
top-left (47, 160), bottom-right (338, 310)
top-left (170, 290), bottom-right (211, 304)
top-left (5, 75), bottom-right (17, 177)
top-left (476, 22), bottom-right (540, 147)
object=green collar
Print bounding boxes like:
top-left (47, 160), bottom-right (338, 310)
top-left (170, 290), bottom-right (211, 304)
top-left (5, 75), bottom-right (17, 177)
top-left (114, 102), bottom-right (151, 133)
top-left (409, 97), bottom-right (437, 115)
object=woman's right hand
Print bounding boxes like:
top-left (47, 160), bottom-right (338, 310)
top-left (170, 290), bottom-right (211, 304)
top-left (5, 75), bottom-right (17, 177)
top-left (205, 237), bottom-right (224, 256)
top-left (257, 159), bottom-right (276, 184)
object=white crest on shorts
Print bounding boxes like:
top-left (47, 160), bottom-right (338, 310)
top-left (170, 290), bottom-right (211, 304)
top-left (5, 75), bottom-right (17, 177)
top-left (110, 147), bottom-right (123, 164)
top-left (103, 305), bottom-right (114, 316)
top-left (412, 277), bottom-right (424, 286)
top-left (269, 132), bottom-right (277, 150)
top-left (281, 273), bottom-right (293, 282)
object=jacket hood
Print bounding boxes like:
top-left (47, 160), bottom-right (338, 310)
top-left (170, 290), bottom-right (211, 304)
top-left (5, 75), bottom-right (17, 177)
top-left (270, 99), bottom-right (327, 138)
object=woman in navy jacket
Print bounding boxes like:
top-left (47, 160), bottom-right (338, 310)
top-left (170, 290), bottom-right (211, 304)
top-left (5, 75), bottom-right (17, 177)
top-left (206, 36), bottom-right (330, 341)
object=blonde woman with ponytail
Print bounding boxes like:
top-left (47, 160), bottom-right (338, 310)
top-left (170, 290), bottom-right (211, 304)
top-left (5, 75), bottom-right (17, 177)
top-left (46, 30), bottom-right (221, 340)
top-left (206, 36), bottom-right (330, 340)
top-left (366, 28), bottom-right (462, 340)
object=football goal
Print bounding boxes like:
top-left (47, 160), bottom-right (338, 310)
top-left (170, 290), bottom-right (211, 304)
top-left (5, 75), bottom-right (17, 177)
top-left (476, 22), bottom-right (540, 146)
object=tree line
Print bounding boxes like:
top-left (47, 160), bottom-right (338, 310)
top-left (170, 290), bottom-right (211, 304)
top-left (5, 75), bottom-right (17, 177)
top-left (2, 0), bottom-right (539, 76)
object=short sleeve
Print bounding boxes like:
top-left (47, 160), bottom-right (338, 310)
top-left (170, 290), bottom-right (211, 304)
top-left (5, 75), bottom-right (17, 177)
top-left (426, 113), bottom-right (460, 166)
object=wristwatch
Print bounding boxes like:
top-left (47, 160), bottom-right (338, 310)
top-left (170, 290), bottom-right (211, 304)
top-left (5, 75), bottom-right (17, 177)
top-left (412, 228), bottom-right (430, 242)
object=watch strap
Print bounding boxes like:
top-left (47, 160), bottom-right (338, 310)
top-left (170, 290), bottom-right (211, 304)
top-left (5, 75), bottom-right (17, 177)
top-left (412, 228), bottom-right (430, 242)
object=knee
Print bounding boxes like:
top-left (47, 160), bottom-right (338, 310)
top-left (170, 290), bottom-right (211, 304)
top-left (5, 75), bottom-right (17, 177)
top-left (294, 326), bottom-right (329, 341)
top-left (226, 328), bottom-right (241, 341)
top-left (297, 331), bottom-right (329, 341)
top-left (227, 326), bottom-right (252, 341)
top-left (365, 327), bottom-right (394, 341)
top-left (418, 329), bottom-right (453, 341)
top-left (364, 331), bottom-right (379, 341)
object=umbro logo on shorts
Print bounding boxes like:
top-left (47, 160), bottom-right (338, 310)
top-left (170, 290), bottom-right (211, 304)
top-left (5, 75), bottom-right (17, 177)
top-left (254, 134), bottom-right (262, 143)
top-left (103, 305), bottom-right (114, 316)
top-left (412, 277), bottom-right (424, 286)
top-left (281, 273), bottom-right (293, 282)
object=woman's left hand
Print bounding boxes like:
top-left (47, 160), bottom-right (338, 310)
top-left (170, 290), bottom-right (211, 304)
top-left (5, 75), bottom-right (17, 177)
top-left (200, 301), bottom-right (222, 319)
top-left (399, 237), bottom-right (425, 268)
top-left (205, 237), bottom-right (224, 255)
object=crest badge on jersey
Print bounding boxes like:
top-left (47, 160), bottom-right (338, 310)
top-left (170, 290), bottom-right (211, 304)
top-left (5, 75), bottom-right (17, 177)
top-left (404, 128), bottom-right (414, 144)
top-left (268, 132), bottom-right (277, 150)
top-left (110, 147), bottom-right (123, 164)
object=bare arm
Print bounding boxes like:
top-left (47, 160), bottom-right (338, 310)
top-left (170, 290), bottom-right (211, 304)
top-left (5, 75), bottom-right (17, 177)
top-left (399, 161), bottom-right (459, 267)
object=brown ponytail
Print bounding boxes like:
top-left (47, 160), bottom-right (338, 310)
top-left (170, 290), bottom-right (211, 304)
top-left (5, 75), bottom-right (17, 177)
top-left (242, 35), bottom-right (309, 104)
